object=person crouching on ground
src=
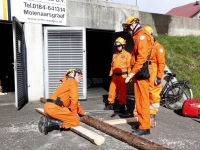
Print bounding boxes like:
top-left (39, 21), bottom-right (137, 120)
top-left (41, 68), bottom-right (91, 135)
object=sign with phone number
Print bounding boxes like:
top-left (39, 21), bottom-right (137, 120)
top-left (11, 0), bottom-right (66, 25)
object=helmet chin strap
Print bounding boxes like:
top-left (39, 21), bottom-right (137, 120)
top-left (68, 71), bottom-right (76, 79)
top-left (118, 46), bottom-right (125, 53)
top-left (129, 22), bottom-right (139, 36)
top-left (73, 72), bottom-right (78, 78)
top-left (154, 37), bottom-right (156, 42)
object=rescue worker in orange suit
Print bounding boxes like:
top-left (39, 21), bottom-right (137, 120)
top-left (132, 26), bottom-right (166, 129)
top-left (41, 68), bottom-right (91, 135)
top-left (145, 25), bottom-right (166, 124)
top-left (104, 37), bottom-right (131, 116)
top-left (122, 16), bottom-right (153, 135)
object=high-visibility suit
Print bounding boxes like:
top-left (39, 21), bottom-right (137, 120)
top-left (149, 40), bottom-right (166, 115)
top-left (43, 77), bottom-right (85, 129)
top-left (130, 27), bottom-right (153, 130)
top-left (108, 49), bottom-right (131, 105)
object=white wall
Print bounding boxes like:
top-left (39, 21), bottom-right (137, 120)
top-left (24, 23), bottom-right (44, 101)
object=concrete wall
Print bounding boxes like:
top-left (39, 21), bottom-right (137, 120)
top-left (139, 11), bottom-right (200, 36)
top-left (24, 23), bottom-right (44, 101)
top-left (65, 0), bottom-right (200, 35)
top-left (66, 0), bottom-right (139, 31)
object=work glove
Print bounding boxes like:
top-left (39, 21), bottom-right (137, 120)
top-left (77, 112), bottom-right (91, 118)
top-left (84, 112), bottom-right (91, 116)
top-left (154, 77), bottom-right (161, 85)
top-left (125, 73), bottom-right (135, 83)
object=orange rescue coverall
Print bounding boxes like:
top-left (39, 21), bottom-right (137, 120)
top-left (130, 27), bottom-right (153, 130)
top-left (108, 50), bottom-right (131, 105)
top-left (149, 41), bottom-right (166, 115)
top-left (43, 77), bottom-right (85, 129)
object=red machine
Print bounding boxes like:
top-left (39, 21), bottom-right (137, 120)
top-left (182, 98), bottom-right (200, 118)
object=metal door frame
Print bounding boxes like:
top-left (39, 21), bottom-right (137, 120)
top-left (12, 16), bottom-right (28, 109)
top-left (43, 26), bottom-right (86, 100)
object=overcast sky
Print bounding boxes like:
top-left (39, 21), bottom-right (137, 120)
top-left (105, 0), bottom-right (196, 14)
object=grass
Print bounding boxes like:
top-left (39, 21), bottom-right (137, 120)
top-left (155, 35), bottom-right (200, 99)
top-left (173, 105), bottom-right (183, 110)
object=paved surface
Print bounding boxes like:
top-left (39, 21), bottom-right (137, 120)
top-left (0, 88), bottom-right (200, 150)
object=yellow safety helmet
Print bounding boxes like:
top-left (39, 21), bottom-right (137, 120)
top-left (66, 68), bottom-right (82, 77)
top-left (114, 37), bottom-right (126, 46)
top-left (122, 16), bottom-right (140, 30)
top-left (125, 16), bottom-right (140, 24)
top-left (144, 26), bottom-right (153, 35)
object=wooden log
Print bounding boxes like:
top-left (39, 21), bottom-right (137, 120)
top-left (81, 116), bottom-right (172, 150)
top-left (35, 108), bottom-right (105, 146)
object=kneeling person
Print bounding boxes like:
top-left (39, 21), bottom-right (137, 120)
top-left (41, 68), bottom-right (90, 135)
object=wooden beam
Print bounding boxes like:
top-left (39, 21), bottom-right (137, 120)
top-left (35, 108), bottom-right (105, 146)
top-left (70, 126), bottom-right (105, 146)
top-left (103, 117), bottom-right (138, 125)
top-left (0, 92), bottom-right (7, 95)
top-left (103, 117), bottom-right (156, 128)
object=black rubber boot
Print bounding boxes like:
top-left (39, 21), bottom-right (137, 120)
top-left (131, 122), bottom-right (139, 131)
top-left (38, 116), bottom-right (45, 133)
top-left (119, 104), bottom-right (126, 113)
top-left (104, 104), bottom-right (114, 110)
top-left (119, 105), bottom-right (130, 117)
top-left (132, 129), bottom-right (150, 135)
top-left (43, 116), bottom-right (63, 135)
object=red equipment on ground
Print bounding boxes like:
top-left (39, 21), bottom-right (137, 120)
top-left (182, 98), bottom-right (200, 118)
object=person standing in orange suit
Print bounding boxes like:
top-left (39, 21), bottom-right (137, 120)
top-left (144, 25), bottom-right (166, 123)
top-left (123, 16), bottom-right (153, 135)
top-left (132, 26), bottom-right (166, 129)
top-left (104, 37), bottom-right (131, 116)
top-left (41, 68), bottom-right (91, 135)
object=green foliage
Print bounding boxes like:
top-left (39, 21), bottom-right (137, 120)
top-left (155, 35), bottom-right (200, 98)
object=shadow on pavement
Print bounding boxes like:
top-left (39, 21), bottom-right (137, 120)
top-left (173, 109), bottom-right (183, 116)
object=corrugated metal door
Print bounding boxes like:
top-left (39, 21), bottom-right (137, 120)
top-left (12, 16), bottom-right (28, 109)
top-left (44, 27), bottom-right (86, 100)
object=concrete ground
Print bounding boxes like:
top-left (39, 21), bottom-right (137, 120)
top-left (0, 87), bottom-right (200, 150)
